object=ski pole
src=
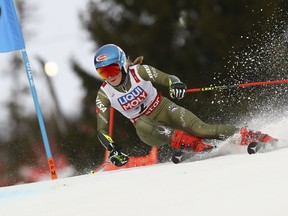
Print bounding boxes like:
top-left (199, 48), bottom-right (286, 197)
top-left (187, 79), bottom-right (288, 93)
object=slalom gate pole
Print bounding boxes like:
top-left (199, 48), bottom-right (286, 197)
top-left (21, 49), bottom-right (58, 182)
top-left (187, 79), bottom-right (288, 93)
top-left (109, 107), bottom-right (115, 137)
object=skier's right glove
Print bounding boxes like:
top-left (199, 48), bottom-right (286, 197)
top-left (109, 146), bottom-right (129, 167)
top-left (97, 131), bottom-right (129, 167)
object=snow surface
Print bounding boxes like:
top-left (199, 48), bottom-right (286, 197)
top-left (1, 116), bottom-right (288, 216)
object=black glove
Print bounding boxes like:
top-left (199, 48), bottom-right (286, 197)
top-left (109, 147), bottom-right (129, 167)
top-left (170, 82), bottom-right (187, 99)
top-left (97, 131), bottom-right (129, 167)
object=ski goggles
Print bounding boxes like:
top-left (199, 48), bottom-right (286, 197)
top-left (96, 63), bottom-right (121, 79)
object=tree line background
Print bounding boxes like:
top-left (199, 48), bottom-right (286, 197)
top-left (1, 0), bottom-right (288, 186)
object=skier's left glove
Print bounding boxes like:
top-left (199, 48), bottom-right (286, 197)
top-left (109, 147), bottom-right (129, 167)
top-left (169, 81), bottom-right (187, 99)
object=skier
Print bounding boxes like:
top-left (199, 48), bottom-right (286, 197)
top-left (94, 44), bottom-right (276, 166)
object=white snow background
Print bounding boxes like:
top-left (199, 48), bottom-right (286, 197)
top-left (1, 113), bottom-right (288, 216)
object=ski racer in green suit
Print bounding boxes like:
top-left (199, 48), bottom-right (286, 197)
top-left (94, 44), bottom-right (276, 167)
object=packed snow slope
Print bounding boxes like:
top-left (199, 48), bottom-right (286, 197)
top-left (1, 115), bottom-right (288, 216)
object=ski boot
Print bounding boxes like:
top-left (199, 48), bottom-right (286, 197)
top-left (171, 130), bottom-right (214, 152)
top-left (170, 130), bottom-right (214, 164)
top-left (240, 128), bottom-right (278, 154)
top-left (239, 127), bottom-right (277, 145)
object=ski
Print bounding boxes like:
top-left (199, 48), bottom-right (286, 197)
top-left (247, 140), bottom-right (279, 154)
top-left (171, 147), bottom-right (215, 164)
top-left (172, 139), bottom-right (282, 164)
top-left (171, 151), bottom-right (193, 164)
top-left (247, 142), bottom-right (265, 154)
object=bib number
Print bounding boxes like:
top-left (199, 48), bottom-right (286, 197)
top-left (138, 103), bottom-right (147, 114)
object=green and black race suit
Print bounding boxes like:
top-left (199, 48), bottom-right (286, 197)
top-left (96, 64), bottom-right (238, 148)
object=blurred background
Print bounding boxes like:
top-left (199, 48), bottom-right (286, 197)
top-left (1, 0), bottom-right (288, 186)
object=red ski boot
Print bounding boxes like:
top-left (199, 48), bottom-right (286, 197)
top-left (171, 130), bottom-right (213, 152)
top-left (239, 127), bottom-right (277, 145)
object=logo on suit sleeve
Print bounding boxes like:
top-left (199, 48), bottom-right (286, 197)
top-left (96, 96), bottom-right (107, 113)
top-left (117, 86), bottom-right (148, 110)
